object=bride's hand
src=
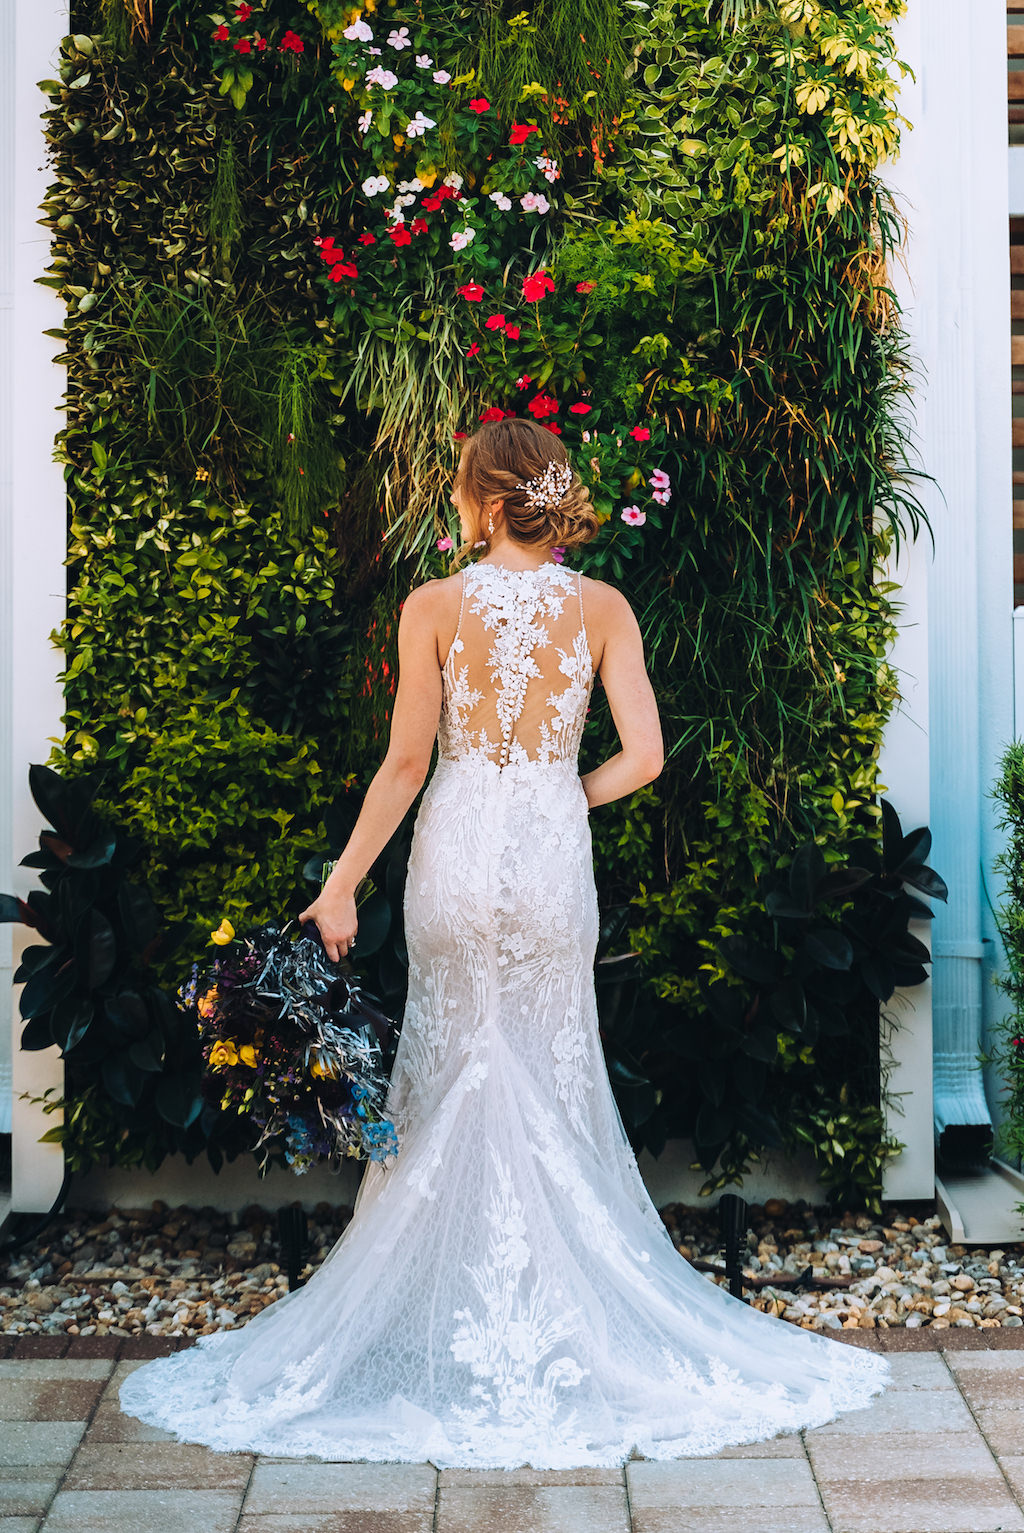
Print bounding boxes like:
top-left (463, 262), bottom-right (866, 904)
top-left (297, 891), bottom-right (358, 963)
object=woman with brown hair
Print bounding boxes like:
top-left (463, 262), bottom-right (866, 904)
top-left (120, 417), bottom-right (890, 1467)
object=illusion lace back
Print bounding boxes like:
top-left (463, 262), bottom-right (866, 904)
top-left (119, 560), bottom-right (891, 1468)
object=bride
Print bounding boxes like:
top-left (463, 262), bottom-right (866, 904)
top-left (119, 417), bottom-right (891, 1467)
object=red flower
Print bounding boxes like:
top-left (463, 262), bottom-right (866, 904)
top-left (327, 262), bottom-right (358, 282)
top-left (213, 22), bottom-right (230, 40)
top-left (629, 425), bottom-right (651, 441)
top-left (410, 218), bottom-right (429, 235)
top-left (540, 422), bottom-right (563, 435)
top-left (233, 37), bottom-right (251, 52)
top-left (357, 231), bottom-right (376, 245)
top-left (469, 97), bottom-right (491, 113)
top-left (527, 392), bottom-right (559, 419)
top-left (279, 28), bottom-right (305, 52)
top-left (569, 403), bottom-right (591, 415)
top-left (484, 314), bottom-right (506, 331)
top-left (479, 406), bottom-right (506, 422)
top-left (466, 342), bottom-right (480, 358)
top-left (422, 196), bottom-right (442, 211)
top-left (387, 224), bottom-right (412, 247)
top-left (576, 280), bottom-right (596, 294)
top-left (515, 374), bottom-right (532, 390)
top-left (255, 34), bottom-right (267, 50)
top-left (434, 185), bottom-right (458, 201)
top-left (522, 269), bottom-right (555, 303)
top-left (322, 247), bottom-right (349, 266)
top-left (457, 282), bottom-right (485, 301)
top-left (510, 123), bottom-right (539, 145)
top-left (235, 1), bottom-right (253, 19)
top-left (453, 431), bottom-right (468, 439)
top-left (504, 324), bottom-right (521, 340)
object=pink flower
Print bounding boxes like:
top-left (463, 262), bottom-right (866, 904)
top-left (569, 403), bottom-right (591, 415)
top-left (621, 506), bottom-right (646, 526)
top-left (550, 546), bottom-right (565, 562)
top-left (484, 314), bottom-right (506, 331)
top-left (436, 535), bottom-right (453, 551)
top-left (629, 425), bottom-right (650, 441)
top-left (469, 97), bottom-right (491, 113)
top-left (576, 280), bottom-right (596, 294)
top-left (504, 324), bottom-right (521, 340)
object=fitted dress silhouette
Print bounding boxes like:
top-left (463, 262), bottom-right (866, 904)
top-left (119, 558), bottom-right (891, 1467)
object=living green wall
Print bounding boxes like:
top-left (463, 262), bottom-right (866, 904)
top-left (23, 0), bottom-right (927, 1206)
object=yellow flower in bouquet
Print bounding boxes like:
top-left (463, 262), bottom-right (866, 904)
top-left (210, 917), bottom-right (235, 946)
top-left (209, 1039), bottom-right (239, 1070)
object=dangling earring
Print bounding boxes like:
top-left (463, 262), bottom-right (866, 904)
top-left (486, 509), bottom-right (495, 537)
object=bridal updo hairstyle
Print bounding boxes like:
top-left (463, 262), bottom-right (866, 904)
top-left (451, 417), bottom-right (600, 566)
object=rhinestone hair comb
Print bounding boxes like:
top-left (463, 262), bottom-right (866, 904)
top-left (516, 459), bottom-right (573, 510)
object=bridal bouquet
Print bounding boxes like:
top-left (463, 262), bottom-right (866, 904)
top-left (179, 915), bottom-right (399, 1173)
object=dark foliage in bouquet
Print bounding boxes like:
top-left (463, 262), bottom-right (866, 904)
top-left (181, 916), bottom-right (400, 1174)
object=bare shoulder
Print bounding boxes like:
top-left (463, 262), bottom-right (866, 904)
top-left (401, 573), bottom-right (464, 665)
top-left (401, 573), bottom-right (462, 617)
top-left (579, 575), bottom-right (640, 629)
top-left (578, 575), bottom-right (641, 674)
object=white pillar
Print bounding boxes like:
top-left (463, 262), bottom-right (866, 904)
top-left (884, 0), bottom-right (1013, 1179)
top-left (2, 0), bottom-right (69, 1209)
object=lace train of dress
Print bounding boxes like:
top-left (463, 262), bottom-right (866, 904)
top-left (119, 561), bottom-right (891, 1468)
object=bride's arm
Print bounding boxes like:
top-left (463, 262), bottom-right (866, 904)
top-left (297, 584), bottom-right (443, 960)
top-left (579, 587), bottom-right (664, 810)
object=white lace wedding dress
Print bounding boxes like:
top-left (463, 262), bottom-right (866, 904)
top-left (119, 558), bottom-right (891, 1467)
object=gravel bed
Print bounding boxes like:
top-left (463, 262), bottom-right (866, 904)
top-left (1, 1196), bottom-right (1022, 1338)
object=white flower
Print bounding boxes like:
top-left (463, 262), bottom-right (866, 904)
top-left (365, 65), bottom-right (398, 89)
top-left (450, 227), bottom-right (476, 251)
top-left (386, 207), bottom-right (406, 224)
top-left (397, 177), bottom-right (424, 194)
top-left (534, 154), bottom-right (561, 183)
top-left (415, 53), bottom-right (433, 67)
top-left (443, 171), bottom-right (464, 189)
top-left (387, 27), bottom-right (411, 49)
top-left (361, 174), bottom-right (390, 196)
top-left (433, 68), bottom-right (451, 84)
top-left (488, 191), bottom-right (513, 211)
top-left (343, 18), bottom-right (372, 42)
top-left (520, 191), bottom-right (550, 214)
top-left (366, 46), bottom-right (381, 55)
top-left (395, 192), bottom-right (417, 208)
top-left (405, 111), bottom-right (436, 139)
top-left (357, 110), bottom-right (372, 133)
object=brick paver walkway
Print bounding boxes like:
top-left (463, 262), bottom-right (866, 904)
top-left (1, 1331), bottom-right (1023, 1531)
